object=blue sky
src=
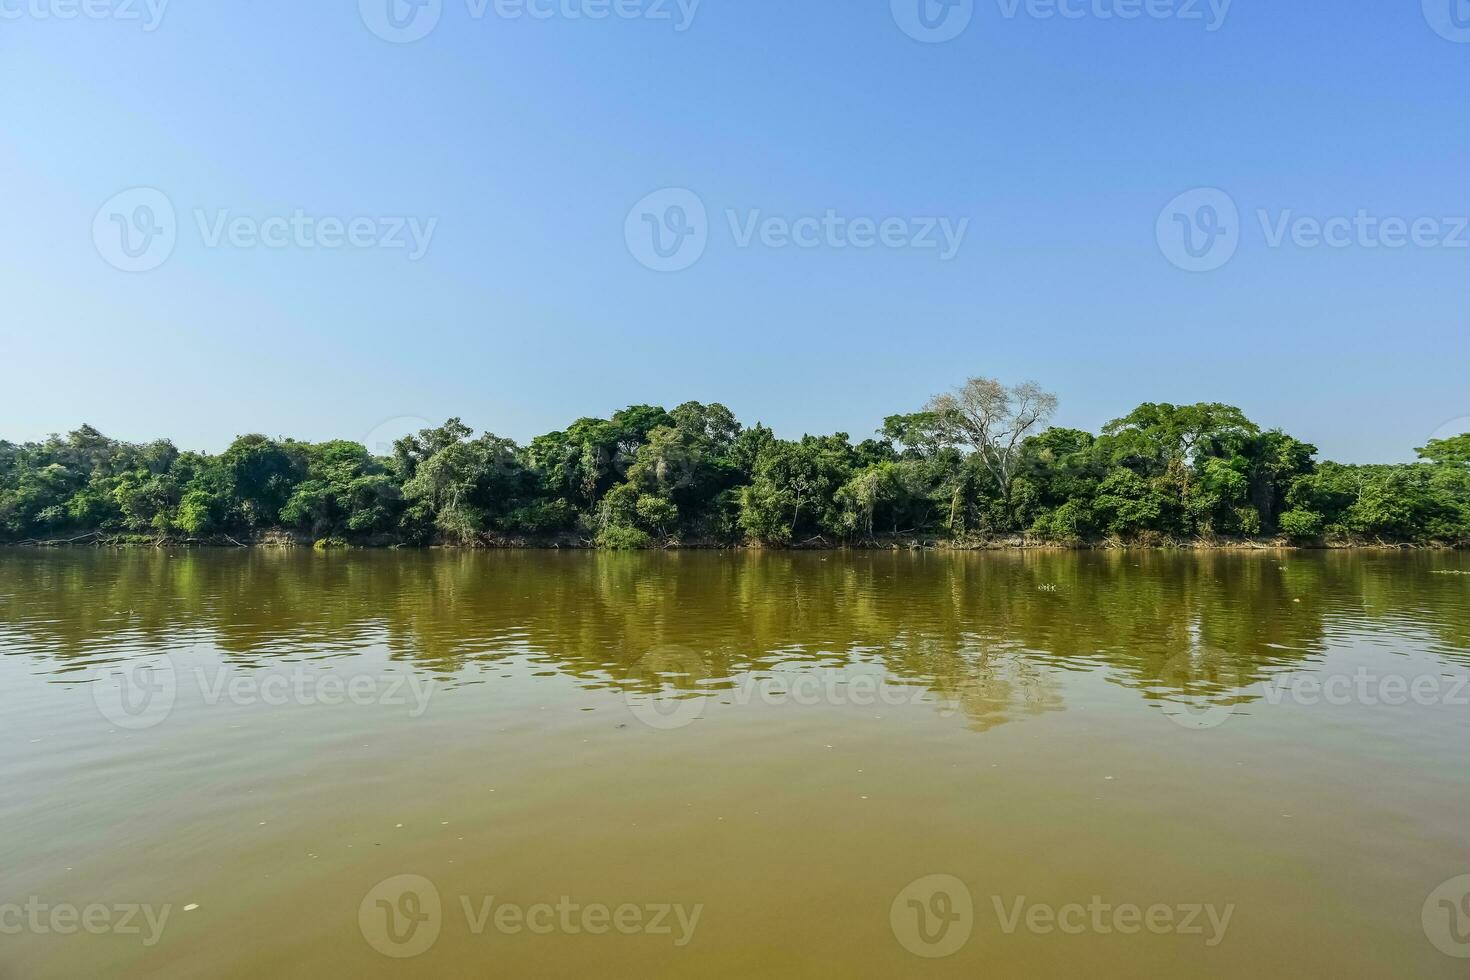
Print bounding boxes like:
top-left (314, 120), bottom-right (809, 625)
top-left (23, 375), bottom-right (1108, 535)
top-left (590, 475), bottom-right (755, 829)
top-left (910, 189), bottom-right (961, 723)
top-left (2, 0), bottom-right (1467, 462)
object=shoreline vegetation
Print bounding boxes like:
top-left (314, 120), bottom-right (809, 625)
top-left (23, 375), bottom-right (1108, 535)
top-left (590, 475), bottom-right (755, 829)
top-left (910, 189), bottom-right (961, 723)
top-left (7, 533), bottom-right (1464, 552)
top-left (4, 378), bottom-right (1468, 551)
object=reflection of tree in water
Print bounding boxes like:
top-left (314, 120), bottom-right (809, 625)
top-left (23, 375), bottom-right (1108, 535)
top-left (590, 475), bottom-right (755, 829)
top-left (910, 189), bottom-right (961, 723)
top-left (1, 548), bottom-right (1467, 729)
top-left (883, 634), bottom-right (1065, 732)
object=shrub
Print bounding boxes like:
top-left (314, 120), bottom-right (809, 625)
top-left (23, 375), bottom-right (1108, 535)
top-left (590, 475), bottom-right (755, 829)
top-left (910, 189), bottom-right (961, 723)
top-left (1278, 508), bottom-right (1324, 541)
top-left (1233, 505), bottom-right (1262, 536)
top-left (596, 525), bottom-right (651, 550)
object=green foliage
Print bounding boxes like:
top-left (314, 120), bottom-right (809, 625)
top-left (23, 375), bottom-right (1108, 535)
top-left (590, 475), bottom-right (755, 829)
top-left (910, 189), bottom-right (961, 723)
top-left (1092, 468), bottom-right (1166, 536)
top-left (596, 525), bottom-right (652, 550)
top-left (1030, 499), bottom-right (1093, 541)
top-left (1417, 433), bottom-right (1470, 467)
top-left (1278, 508), bottom-right (1324, 541)
top-left (3, 392), bottom-right (1467, 548)
top-left (738, 434), bottom-right (858, 543)
top-left (280, 440), bottom-right (399, 538)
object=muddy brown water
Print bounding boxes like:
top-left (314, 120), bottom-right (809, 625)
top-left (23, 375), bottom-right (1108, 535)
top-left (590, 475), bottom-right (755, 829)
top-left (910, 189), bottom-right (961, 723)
top-left (3, 549), bottom-right (1469, 977)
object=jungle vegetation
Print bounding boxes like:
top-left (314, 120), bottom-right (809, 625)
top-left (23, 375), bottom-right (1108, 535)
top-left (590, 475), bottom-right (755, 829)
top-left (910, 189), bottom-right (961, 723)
top-left (3, 379), bottom-right (1467, 548)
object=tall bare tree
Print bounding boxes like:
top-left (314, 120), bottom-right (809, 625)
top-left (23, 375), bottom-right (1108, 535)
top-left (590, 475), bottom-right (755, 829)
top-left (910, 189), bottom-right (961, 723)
top-left (925, 377), bottom-right (1058, 506)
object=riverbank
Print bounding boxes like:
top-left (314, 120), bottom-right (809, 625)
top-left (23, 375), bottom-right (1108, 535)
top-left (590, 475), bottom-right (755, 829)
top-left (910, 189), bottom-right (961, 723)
top-left (8, 405), bottom-right (1468, 559)
top-left (4, 529), bottom-right (1463, 551)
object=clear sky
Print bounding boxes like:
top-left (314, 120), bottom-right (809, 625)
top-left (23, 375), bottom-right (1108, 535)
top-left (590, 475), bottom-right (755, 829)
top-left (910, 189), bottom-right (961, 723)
top-left (2, 0), bottom-right (1467, 462)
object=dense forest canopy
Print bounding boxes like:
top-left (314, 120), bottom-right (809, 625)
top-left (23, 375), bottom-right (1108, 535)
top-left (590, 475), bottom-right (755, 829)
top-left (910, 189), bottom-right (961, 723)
top-left (3, 379), bottom-right (1468, 547)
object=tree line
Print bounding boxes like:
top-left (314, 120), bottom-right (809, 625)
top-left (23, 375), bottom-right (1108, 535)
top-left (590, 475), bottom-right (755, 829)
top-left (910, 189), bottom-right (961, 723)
top-left (3, 378), bottom-right (1467, 548)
